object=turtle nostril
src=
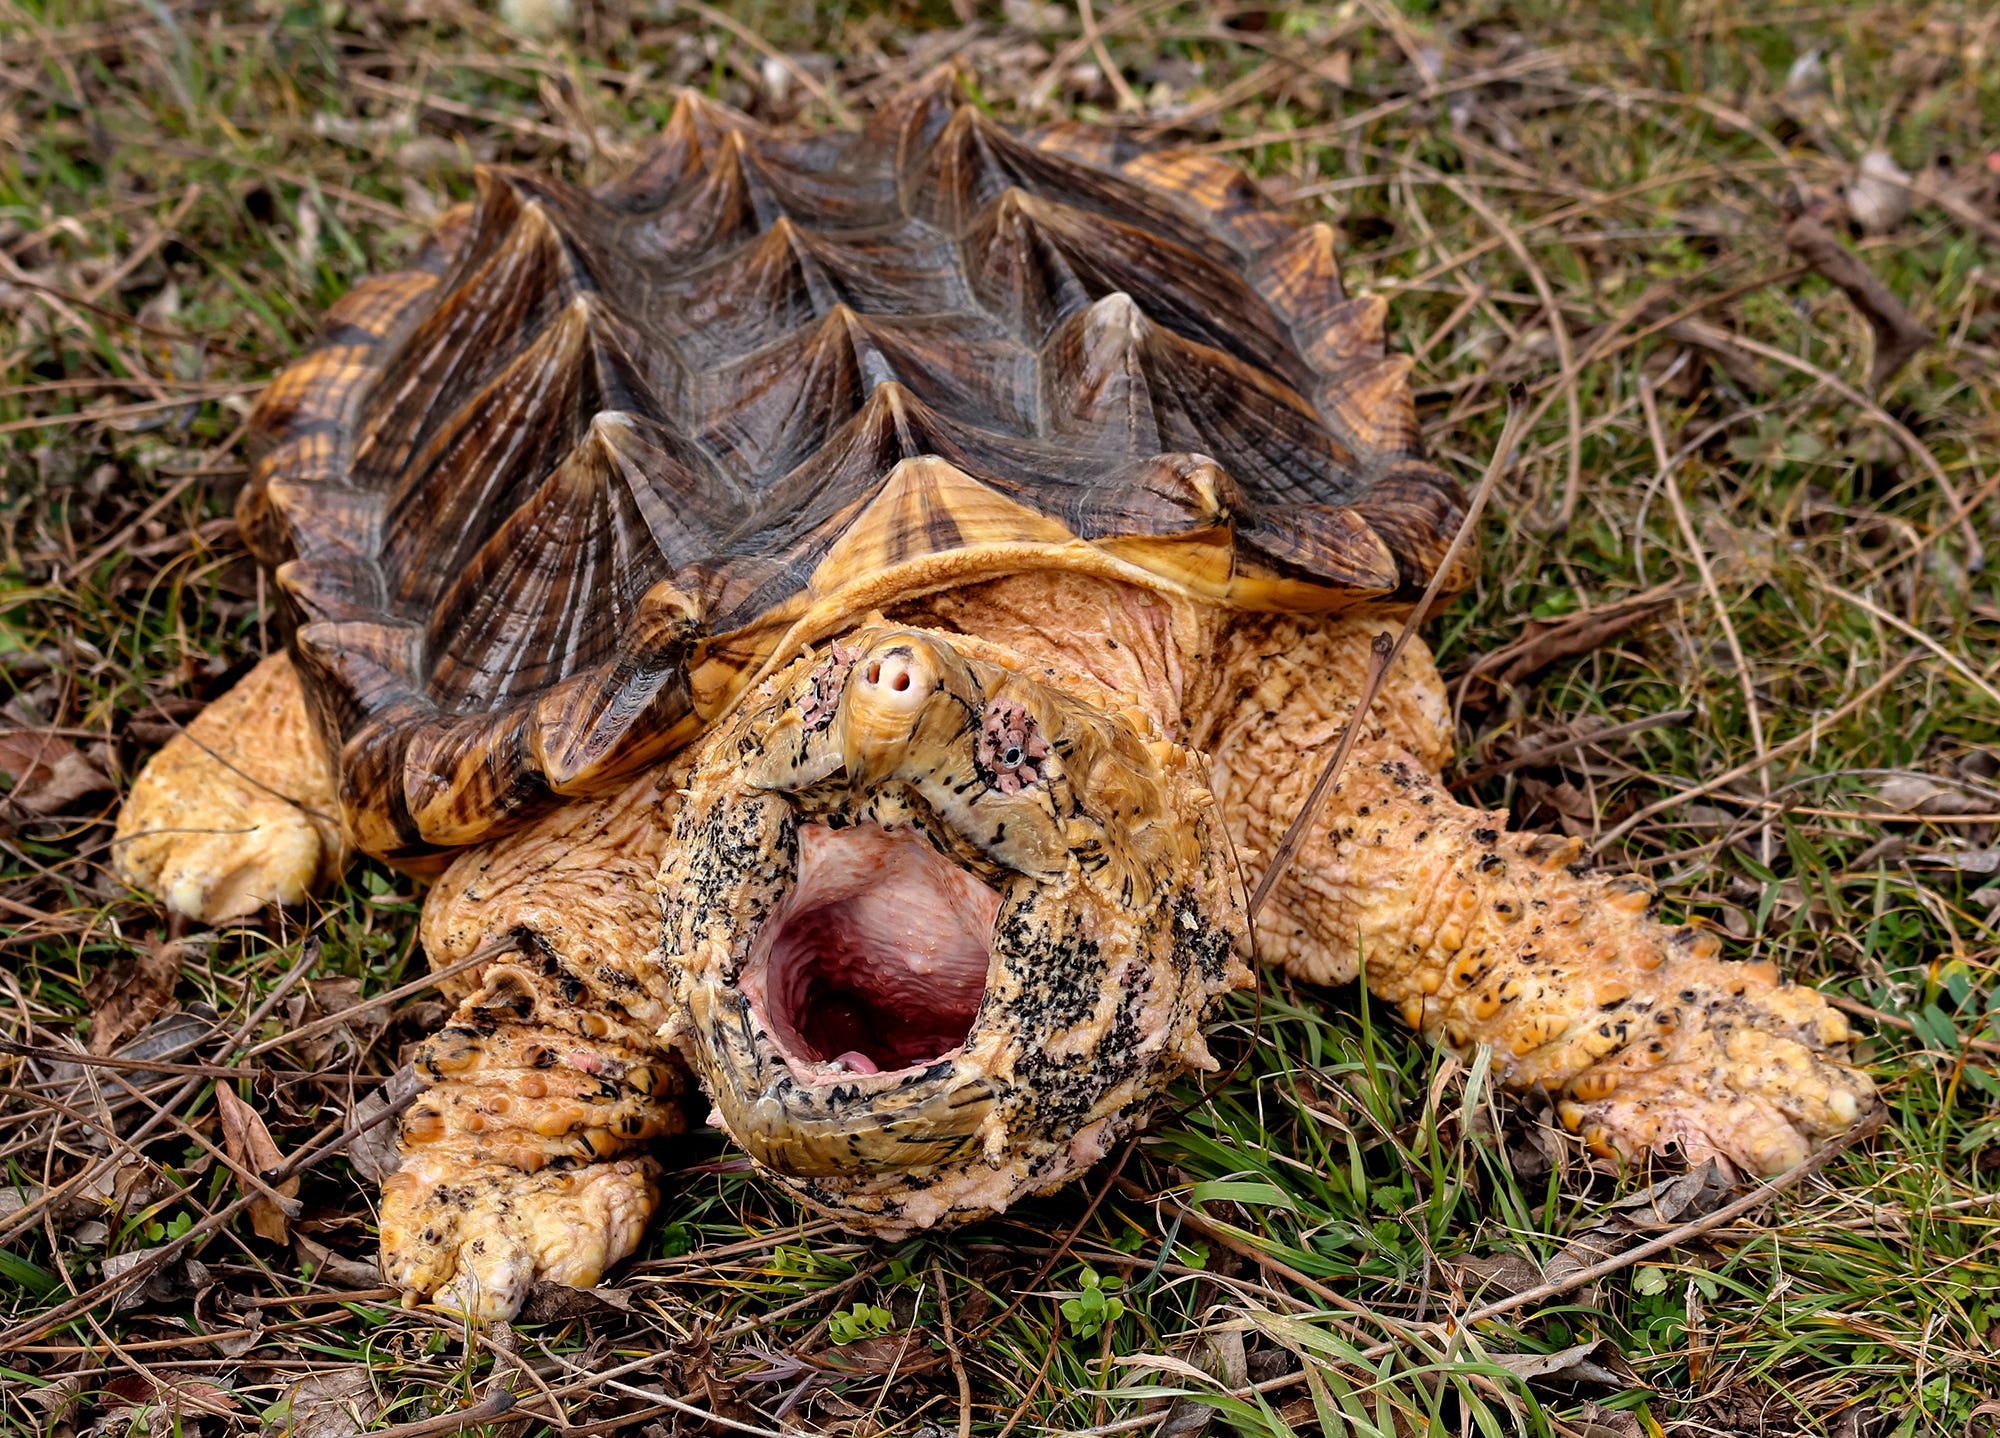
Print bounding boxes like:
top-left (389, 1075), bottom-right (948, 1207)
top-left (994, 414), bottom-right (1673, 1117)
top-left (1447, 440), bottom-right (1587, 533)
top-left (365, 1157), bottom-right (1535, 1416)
top-left (855, 649), bottom-right (927, 706)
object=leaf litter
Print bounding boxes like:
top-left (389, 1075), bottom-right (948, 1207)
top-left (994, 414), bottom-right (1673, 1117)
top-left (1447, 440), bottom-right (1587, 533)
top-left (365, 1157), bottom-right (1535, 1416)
top-left (1, 2), bottom-right (1997, 1436)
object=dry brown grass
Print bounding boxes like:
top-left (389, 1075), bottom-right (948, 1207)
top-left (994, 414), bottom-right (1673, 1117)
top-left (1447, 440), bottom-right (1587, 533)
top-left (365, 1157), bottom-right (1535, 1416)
top-left (1, 2), bottom-right (1997, 1435)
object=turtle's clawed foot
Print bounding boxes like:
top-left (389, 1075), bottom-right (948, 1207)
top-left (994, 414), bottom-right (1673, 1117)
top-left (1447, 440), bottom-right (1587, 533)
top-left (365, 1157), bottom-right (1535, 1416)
top-left (378, 1017), bottom-right (686, 1320)
top-left (1552, 960), bottom-right (1878, 1175)
top-left (379, 1154), bottom-right (661, 1320)
top-left (114, 654), bottom-right (342, 922)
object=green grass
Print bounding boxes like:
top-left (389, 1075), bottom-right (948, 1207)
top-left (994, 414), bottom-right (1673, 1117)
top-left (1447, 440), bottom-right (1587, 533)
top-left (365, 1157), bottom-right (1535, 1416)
top-left (2, 0), bottom-right (1998, 1434)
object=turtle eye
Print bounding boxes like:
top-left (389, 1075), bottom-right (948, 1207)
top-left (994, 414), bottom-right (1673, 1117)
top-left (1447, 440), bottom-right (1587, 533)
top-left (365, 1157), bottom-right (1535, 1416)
top-left (975, 695), bottom-right (1046, 794)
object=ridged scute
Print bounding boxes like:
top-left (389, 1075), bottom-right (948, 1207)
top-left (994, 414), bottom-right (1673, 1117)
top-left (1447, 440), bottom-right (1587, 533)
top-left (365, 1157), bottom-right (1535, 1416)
top-left (248, 72), bottom-right (1465, 859)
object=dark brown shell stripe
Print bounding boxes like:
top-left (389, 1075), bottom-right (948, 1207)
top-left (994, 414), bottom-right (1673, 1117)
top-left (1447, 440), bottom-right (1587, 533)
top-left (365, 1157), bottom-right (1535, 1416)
top-left (240, 68), bottom-right (1467, 861)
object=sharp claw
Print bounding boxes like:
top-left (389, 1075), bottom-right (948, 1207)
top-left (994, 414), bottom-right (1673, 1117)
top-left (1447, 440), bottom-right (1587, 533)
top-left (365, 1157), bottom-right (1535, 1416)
top-left (440, 1240), bottom-right (536, 1323)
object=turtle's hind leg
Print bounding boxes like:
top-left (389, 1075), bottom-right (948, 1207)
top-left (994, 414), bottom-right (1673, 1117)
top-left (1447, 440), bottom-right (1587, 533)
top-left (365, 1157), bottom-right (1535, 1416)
top-left (1199, 614), bottom-right (1877, 1176)
top-left (114, 652), bottom-right (346, 921)
top-left (379, 769), bottom-right (691, 1320)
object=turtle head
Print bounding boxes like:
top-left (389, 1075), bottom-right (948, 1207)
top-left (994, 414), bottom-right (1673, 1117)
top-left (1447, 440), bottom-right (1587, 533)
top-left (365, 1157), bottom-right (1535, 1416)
top-left (659, 628), bottom-right (1251, 1233)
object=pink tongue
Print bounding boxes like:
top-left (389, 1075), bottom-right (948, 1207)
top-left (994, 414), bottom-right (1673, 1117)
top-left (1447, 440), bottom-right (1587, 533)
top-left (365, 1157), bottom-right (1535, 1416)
top-left (831, 1051), bottom-right (881, 1075)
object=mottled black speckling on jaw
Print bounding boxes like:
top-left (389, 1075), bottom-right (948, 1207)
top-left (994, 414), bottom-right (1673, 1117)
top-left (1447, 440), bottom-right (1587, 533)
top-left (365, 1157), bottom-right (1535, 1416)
top-left (655, 637), bottom-right (1250, 1220)
top-left (1175, 892), bottom-right (1237, 987)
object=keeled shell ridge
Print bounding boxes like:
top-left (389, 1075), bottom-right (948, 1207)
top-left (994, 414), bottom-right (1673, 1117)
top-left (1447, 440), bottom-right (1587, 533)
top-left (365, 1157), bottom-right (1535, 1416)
top-left (239, 69), bottom-right (1467, 859)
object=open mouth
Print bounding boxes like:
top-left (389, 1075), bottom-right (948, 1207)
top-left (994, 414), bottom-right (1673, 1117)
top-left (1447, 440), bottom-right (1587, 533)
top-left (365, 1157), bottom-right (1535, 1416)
top-left (742, 823), bottom-right (1001, 1080)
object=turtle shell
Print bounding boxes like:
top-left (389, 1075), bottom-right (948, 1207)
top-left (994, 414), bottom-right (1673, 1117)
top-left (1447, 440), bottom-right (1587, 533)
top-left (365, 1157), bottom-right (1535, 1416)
top-left (240, 72), bottom-right (1467, 862)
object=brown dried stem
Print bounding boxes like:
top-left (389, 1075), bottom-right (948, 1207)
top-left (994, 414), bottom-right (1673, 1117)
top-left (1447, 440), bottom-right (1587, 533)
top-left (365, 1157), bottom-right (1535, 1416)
top-left (1782, 214), bottom-right (1931, 391)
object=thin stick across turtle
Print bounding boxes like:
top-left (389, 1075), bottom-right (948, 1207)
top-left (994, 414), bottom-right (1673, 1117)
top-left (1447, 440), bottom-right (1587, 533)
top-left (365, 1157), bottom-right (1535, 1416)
top-left (113, 74), bottom-right (1875, 1321)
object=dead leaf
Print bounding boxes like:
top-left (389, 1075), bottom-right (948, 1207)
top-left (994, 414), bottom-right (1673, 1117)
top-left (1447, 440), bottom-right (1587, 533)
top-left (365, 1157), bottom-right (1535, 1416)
top-left (819, 1332), bottom-right (918, 1375)
top-left (1456, 586), bottom-right (1692, 692)
top-left (268, 1367), bottom-right (380, 1438)
top-left (295, 1234), bottom-right (383, 1291)
top-left (0, 728), bottom-right (112, 817)
top-left (1149, 1329), bottom-right (1247, 1438)
top-left (1848, 149), bottom-right (1915, 236)
top-left (1573, 1402), bottom-right (1644, 1438)
top-left (83, 940), bottom-right (185, 1056)
top-left (22, 1369), bottom-right (92, 1422)
top-left (1516, 776), bottom-right (1600, 837)
top-left (100, 1249), bottom-right (211, 1313)
top-left (1913, 849), bottom-right (2000, 874)
top-left (122, 695), bottom-right (204, 749)
top-left (288, 976), bottom-right (387, 1067)
top-left (1644, 305), bottom-right (1771, 393)
top-left (109, 1001), bottom-right (220, 1069)
top-left (1546, 1161), bottom-right (1734, 1289)
top-left (102, 1371), bottom-right (241, 1417)
top-left (519, 1280), bottom-right (636, 1322)
top-left (1878, 775), bottom-right (1994, 816)
top-left (1782, 214), bottom-right (1930, 390)
top-left (1482, 1337), bottom-right (1635, 1387)
top-left (215, 1084), bottom-right (299, 1242)
top-left (216, 1305), bottom-right (264, 1357)
top-left (346, 1065), bottom-right (421, 1184)
top-left (1447, 1250), bottom-right (1544, 1300)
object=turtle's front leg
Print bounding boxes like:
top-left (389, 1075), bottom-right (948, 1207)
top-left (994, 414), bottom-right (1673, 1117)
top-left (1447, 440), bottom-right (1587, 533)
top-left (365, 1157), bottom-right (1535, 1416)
top-left (1199, 615), bottom-right (1876, 1175)
top-left (115, 652), bottom-right (346, 920)
top-left (380, 769), bottom-right (691, 1320)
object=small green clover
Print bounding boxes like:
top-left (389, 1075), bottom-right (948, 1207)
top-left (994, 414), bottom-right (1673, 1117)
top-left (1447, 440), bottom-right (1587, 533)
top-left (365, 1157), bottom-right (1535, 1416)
top-left (142, 1211), bottom-right (194, 1244)
top-left (772, 1245), bottom-right (819, 1278)
top-left (656, 1222), bottom-right (696, 1259)
top-left (829, 1302), bottom-right (895, 1345)
top-left (1633, 1266), bottom-right (1670, 1297)
top-left (1060, 1267), bottom-right (1126, 1339)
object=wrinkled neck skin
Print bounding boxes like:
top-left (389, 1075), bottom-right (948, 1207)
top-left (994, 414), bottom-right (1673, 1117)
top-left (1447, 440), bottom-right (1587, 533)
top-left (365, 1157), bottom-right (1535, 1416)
top-left (657, 573), bottom-right (1253, 1234)
top-left (887, 570), bottom-right (1218, 741)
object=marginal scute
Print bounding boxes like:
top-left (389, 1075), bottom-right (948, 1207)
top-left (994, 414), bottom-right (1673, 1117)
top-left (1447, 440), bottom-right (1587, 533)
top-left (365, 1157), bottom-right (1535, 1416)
top-left (251, 475), bottom-right (380, 565)
top-left (275, 555), bottom-right (386, 626)
top-left (1117, 149), bottom-right (1294, 255)
top-left (1251, 224), bottom-right (1391, 370)
top-left (292, 619), bottom-right (425, 734)
top-left (247, 344), bottom-right (375, 446)
top-left (529, 651), bottom-right (697, 793)
top-left (1354, 464), bottom-right (1475, 598)
top-left (249, 75), bottom-right (1466, 859)
top-left (1024, 119), bottom-right (1134, 173)
top-left (1236, 506), bottom-right (1400, 599)
top-left (1317, 354), bottom-right (1423, 457)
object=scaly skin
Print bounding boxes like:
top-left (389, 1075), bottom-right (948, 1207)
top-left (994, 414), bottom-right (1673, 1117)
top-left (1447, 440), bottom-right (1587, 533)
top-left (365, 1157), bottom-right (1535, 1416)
top-left (1195, 611), bottom-right (1876, 1173)
top-left (113, 653), bottom-right (344, 921)
top-left (113, 577), bottom-right (1878, 1318)
top-left (380, 769), bottom-right (691, 1318)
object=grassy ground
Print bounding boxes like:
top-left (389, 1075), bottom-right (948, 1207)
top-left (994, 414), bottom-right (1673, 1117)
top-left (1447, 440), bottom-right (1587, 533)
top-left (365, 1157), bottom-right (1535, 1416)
top-left (2, 0), bottom-right (1998, 1434)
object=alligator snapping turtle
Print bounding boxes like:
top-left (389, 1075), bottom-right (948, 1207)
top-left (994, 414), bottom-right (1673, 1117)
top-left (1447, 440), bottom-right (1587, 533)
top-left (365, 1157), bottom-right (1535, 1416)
top-left (113, 74), bottom-right (1875, 1319)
